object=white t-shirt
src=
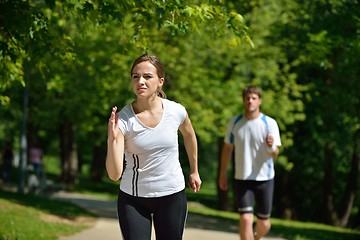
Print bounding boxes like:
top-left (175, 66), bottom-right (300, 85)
top-left (118, 98), bottom-right (186, 197)
top-left (224, 113), bottom-right (281, 181)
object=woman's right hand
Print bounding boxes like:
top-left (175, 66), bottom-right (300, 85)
top-left (108, 106), bottom-right (118, 141)
top-left (106, 106), bottom-right (125, 181)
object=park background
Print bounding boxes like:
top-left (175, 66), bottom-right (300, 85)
top-left (0, 0), bottom-right (359, 239)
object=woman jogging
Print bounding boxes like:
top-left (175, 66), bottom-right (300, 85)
top-left (106, 54), bottom-right (202, 240)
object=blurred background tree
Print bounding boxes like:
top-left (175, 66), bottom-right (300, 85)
top-left (0, 0), bottom-right (359, 229)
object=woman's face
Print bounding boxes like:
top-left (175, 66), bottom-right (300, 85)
top-left (131, 61), bottom-right (164, 98)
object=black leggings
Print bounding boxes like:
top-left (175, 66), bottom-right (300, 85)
top-left (117, 189), bottom-right (187, 240)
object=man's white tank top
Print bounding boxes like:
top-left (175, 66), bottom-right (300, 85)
top-left (118, 98), bottom-right (186, 197)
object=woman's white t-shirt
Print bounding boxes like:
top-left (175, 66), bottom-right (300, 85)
top-left (118, 98), bottom-right (186, 197)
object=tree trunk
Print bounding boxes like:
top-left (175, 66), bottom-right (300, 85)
top-left (338, 129), bottom-right (360, 227)
top-left (347, 129), bottom-right (360, 229)
top-left (276, 169), bottom-right (296, 220)
top-left (323, 141), bottom-right (338, 225)
top-left (323, 129), bottom-right (360, 227)
top-left (353, 207), bottom-right (360, 229)
top-left (59, 122), bottom-right (78, 187)
top-left (90, 145), bottom-right (106, 182)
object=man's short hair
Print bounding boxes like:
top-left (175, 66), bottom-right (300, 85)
top-left (242, 85), bottom-right (262, 99)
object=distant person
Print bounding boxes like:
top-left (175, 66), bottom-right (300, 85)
top-left (29, 145), bottom-right (43, 173)
top-left (28, 144), bottom-right (46, 192)
top-left (106, 54), bottom-right (202, 240)
top-left (218, 85), bottom-right (281, 240)
top-left (1, 141), bottom-right (14, 182)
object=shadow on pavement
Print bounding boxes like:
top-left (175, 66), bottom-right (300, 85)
top-left (51, 191), bottom-right (118, 219)
top-left (186, 212), bottom-right (238, 233)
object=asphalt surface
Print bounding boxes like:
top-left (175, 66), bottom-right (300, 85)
top-left (51, 191), bottom-right (286, 240)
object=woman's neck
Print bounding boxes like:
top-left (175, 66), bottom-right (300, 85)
top-left (133, 96), bottom-right (162, 113)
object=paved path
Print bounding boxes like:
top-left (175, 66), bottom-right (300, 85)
top-left (51, 191), bottom-right (286, 240)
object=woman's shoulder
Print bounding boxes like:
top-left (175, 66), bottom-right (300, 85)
top-left (119, 103), bottom-right (131, 111)
top-left (162, 99), bottom-right (187, 121)
top-left (162, 99), bottom-right (186, 111)
top-left (118, 103), bottom-right (134, 119)
top-left (162, 98), bottom-right (185, 110)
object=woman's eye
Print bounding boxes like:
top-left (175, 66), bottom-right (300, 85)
top-left (132, 74), bottom-right (154, 80)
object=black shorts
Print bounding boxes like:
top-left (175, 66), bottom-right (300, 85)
top-left (117, 189), bottom-right (187, 240)
top-left (234, 179), bottom-right (274, 219)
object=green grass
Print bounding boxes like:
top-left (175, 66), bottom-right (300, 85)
top-left (0, 189), bottom-right (95, 240)
top-left (187, 201), bottom-right (360, 240)
top-left (186, 189), bottom-right (360, 240)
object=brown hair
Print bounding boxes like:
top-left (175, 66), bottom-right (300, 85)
top-left (242, 85), bottom-right (262, 99)
top-left (130, 54), bottom-right (167, 98)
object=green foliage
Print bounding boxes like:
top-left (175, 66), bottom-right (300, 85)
top-left (0, 0), bottom-right (251, 92)
top-left (273, 0), bottom-right (360, 223)
top-left (0, 0), bottom-right (252, 169)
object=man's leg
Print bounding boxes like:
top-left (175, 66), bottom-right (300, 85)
top-left (255, 218), bottom-right (271, 240)
top-left (254, 179), bottom-right (274, 240)
top-left (240, 213), bottom-right (255, 240)
top-left (234, 180), bottom-right (257, 240)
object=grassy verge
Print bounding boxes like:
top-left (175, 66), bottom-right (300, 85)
top-left (187, 201), bottom-right (360, 240)
top-left (186, 189), bottom-right (360, 240)
top-left (0, 189), bottom-right (95, 240)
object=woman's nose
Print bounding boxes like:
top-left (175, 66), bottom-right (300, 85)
top-left (139, 76), bottom-right (146, 84)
